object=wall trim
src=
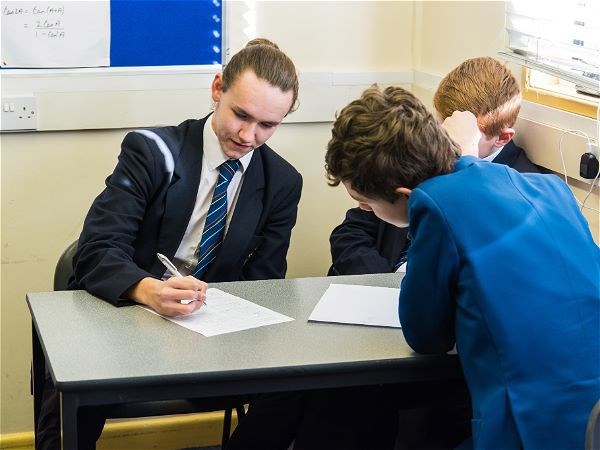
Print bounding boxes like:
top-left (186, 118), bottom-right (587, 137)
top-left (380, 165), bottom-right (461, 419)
top-left (0, 411), bottom-right (236, 450)
top-left (1, 70), bottom-right (413, 131)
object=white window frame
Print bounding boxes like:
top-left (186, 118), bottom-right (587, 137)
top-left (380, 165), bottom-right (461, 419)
top-left (501, 0), bottom-right (599, 98)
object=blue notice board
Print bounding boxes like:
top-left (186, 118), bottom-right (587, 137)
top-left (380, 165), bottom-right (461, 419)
top-left (0, 0), bottom-right (222, 68)
top-left (110, 0), bottom-right (222, 66)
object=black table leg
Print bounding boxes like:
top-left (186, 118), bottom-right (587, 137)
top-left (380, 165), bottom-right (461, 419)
top-left (61, 393), bottom-right (80, 450)
top-left (32, 322), bottom-right (46, 446)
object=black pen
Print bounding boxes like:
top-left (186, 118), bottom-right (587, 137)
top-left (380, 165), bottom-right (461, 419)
top-left (157, 253), bottom-right (206, 305)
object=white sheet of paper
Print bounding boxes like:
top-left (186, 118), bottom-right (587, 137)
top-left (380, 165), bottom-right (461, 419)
top-left (1, 1), bottom-right (110, 68)
top-left (395, 262), bottom-right (407, 273)
top-left (140, 288), bottom-right (294, 337)
top-left (309, 284), bottom-right (401, 328)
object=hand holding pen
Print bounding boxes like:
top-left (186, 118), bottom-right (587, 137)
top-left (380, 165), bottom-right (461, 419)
top-left (157, 253), bottom-right (208, 306)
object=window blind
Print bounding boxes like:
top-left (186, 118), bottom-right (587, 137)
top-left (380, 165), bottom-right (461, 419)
top-left (500, 0), bottom-right (599, 94)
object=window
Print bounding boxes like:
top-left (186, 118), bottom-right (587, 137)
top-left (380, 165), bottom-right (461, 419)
top-left (500, 0), bottom-right (599, 118)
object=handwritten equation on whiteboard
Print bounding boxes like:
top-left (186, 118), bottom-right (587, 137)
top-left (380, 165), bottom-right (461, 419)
top-left (8, 4), bottom-right (66, 40)
top-left (1, 1), bottom-right (110, 68)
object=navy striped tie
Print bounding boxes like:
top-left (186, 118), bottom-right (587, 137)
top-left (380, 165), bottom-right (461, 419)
top-left (193, 159), bottom-right (240, 278)
top-left (393, 232), bottom-right (411, 271)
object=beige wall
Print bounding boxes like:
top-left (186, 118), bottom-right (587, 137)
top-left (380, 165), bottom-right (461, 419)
top-left (414, 1), bottom-right (506, 74)
top-left (1, 0), bottom-right (598, 436)
top-left (255, 1), bottom-right (414, 71)
top-left (1, 130), bottom-right (125, 433)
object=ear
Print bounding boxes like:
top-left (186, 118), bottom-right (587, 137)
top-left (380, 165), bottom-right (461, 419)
top-left (211, 73), bottom-right (224, 103)
top-left (495, 127), bottom-right (515, 147)
top-left (395, 187), bottom-right (412, 198)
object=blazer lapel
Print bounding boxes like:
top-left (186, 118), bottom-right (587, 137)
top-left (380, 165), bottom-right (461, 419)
top-left (492, 141), bottom-right (518, 166)
top-left (156, 118), bottom-right (207, 265)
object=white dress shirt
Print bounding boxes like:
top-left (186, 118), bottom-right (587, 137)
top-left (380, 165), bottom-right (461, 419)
top-left (483, 146), bottom-right (503, 162)
top-left (168, 121), bottom-right (253, 277)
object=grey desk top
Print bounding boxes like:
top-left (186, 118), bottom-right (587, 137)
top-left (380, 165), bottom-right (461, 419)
top-left (28, 274), bottom-right (461, 401)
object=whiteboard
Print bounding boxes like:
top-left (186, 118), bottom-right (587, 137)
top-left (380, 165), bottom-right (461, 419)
top-left (1, 1), bottom-right (110, 68)
top-left (1, 0), bottom-right (222, 68)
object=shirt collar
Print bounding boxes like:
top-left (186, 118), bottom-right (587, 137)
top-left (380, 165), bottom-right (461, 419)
top-left (483, 145), bottom-right (504, 162)
top-left (203, 120), bottom-right (254, 173)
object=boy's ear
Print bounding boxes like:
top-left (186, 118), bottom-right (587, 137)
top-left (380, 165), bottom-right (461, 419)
top-left (211, 73), bottom-right (224, 102)
top-left (395, 187), bottom-right (412, 198)
top-left (496, 128), bottom-right (515, 147)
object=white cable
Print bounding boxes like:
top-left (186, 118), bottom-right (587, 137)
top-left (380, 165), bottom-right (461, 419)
top-left (558, 129), bottom-right (592, 184)
top-left (582, 103), bottom-right (600, 213)
top-left (585, 102), bottom-right (600, 213)
top-left (579, 169), bottom-right (600, 213)
top-left (588, 102), bottom-right (600, 212)
top-left (579, 141), bottom-right (600, 212)
top-left (580, 111), bottom-right (600, 212)
top-left (596, 101), bottom-right (599, 144)
top-left (557, 129), bottom-right (600, 212)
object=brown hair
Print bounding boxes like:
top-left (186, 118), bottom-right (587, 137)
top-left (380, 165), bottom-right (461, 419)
top-left (433, 57), bottom-right (521, 137)
top-left (222, 38), bottom-right (299, 113)
top-left (325, 85), bottom-right (461, 202)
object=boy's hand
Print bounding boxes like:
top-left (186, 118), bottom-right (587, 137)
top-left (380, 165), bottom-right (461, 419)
top-left (442, 111), bottom-right (481, 157)
top-left (127, 276), bottom-right (207, 317)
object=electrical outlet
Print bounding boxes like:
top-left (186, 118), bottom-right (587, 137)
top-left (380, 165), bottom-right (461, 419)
top-left (587, 142), bottom-right (599, 158)
top-left (1, 96), bottom-right (38, 131)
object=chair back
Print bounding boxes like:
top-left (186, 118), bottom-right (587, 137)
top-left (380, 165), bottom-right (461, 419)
top-left (53, 240), bottom-right (78, 290)
top-left (587, 399), bottom-right (600, 450)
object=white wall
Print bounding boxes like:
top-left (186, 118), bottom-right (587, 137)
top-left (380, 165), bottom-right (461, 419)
top-left (254, 1), bottom-right (414, 71)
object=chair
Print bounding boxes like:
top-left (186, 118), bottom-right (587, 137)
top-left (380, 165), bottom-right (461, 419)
top-left (586, 399), bottom-right (600, 450)
top-left (53, 239), bottom-right (79, 292)
top-left (33, 240), bottom-right (245, 448)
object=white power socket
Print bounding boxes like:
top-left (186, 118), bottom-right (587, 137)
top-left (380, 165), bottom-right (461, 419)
top-left (587, 142), bottom-right (599, 158)
top-left (1, 96), bottom-right (38, 131)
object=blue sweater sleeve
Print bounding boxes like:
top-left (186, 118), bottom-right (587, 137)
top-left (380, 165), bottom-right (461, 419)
top-left (399, 188), bottom-right (460, 354)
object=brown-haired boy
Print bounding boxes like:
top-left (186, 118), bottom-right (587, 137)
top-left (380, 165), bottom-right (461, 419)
top-left (325, 84), bottom-right (599, 449)
top-left (328, 57), bottom-right (546, 277)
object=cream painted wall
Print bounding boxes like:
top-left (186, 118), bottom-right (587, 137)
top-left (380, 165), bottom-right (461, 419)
top-left (1, 129), bottom-right (125, 433)
top-left (254, 1), bottom-right (414, 71)
top-left (0, 1), bottom-right (409, 434)
top-left (414, 1), bottom-right (506, 74)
